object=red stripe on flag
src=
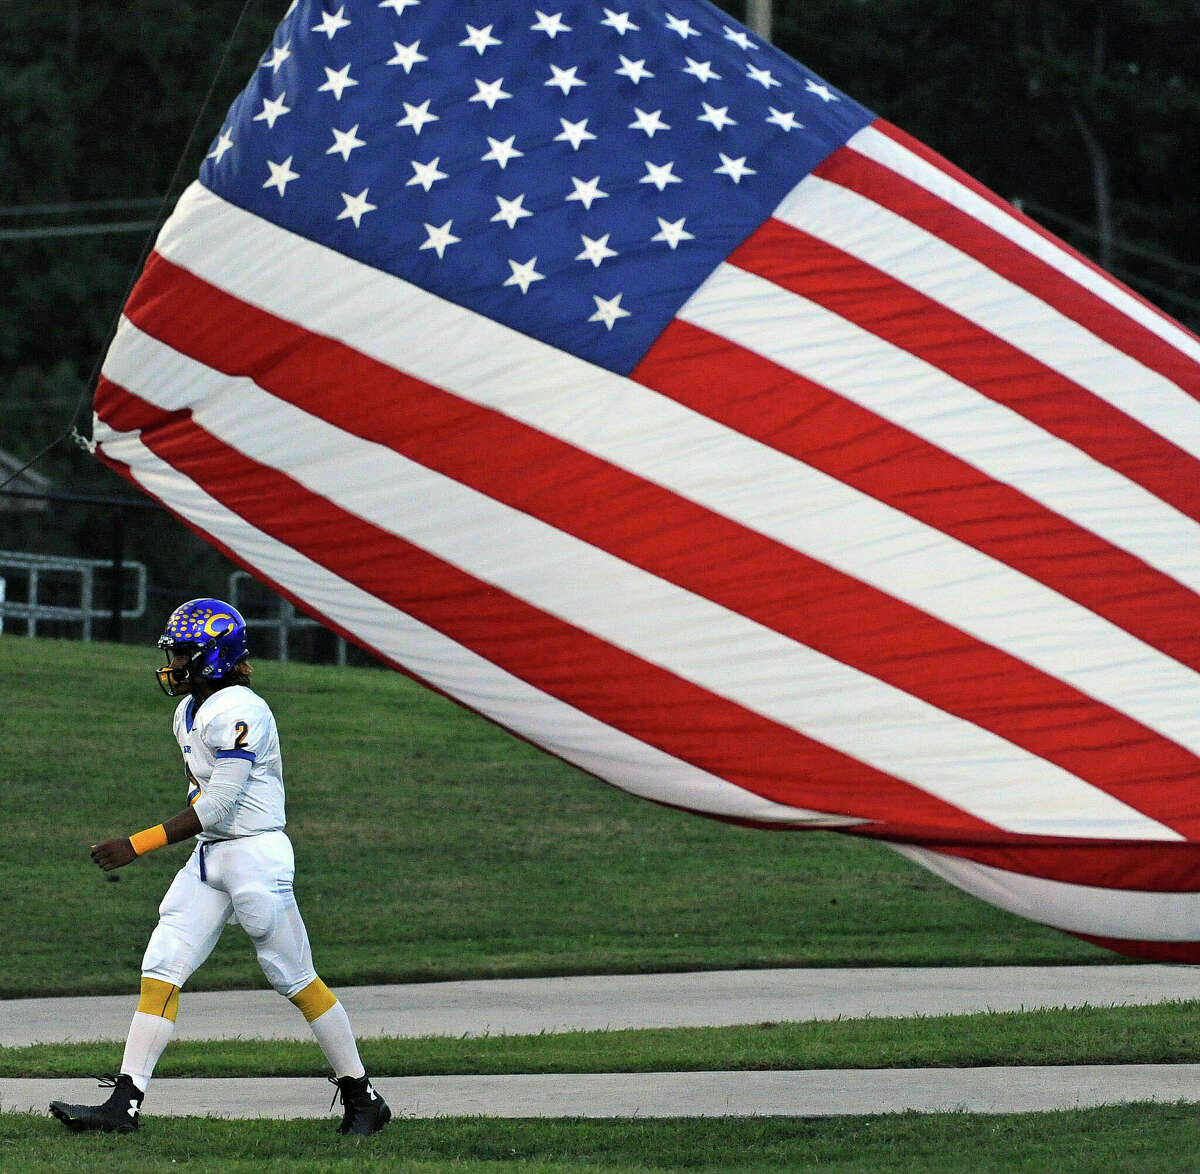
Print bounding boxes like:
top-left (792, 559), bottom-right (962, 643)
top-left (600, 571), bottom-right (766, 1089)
top-left (816, 138), bottom-right (1200, 402)
top-left (863, 832), bottom-right (1200, 892)
top-left (634, 316), bottom-right (1200, 679)
top-left (122, 254), bottom-right (1200, 834)
top-left (96, 376), bottom-right (988, 834)
top-left (1069, 934), bottom-right (1200, 964)
top-left (729, 219), bottom-right (1200, 531)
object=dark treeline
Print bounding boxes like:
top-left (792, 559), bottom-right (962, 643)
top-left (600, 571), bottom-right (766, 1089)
top-left (2, 0), bottom-right (1197, 517)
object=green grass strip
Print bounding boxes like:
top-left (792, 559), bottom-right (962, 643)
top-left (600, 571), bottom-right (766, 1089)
top-left (6, 1002), bottom-right (1200, 1078)
top-left (4, 1105), bottom-right (1199, 1173)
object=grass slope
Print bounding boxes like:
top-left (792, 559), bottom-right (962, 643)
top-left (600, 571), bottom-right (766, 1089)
top-left (1, 636), bottom-right (1107, 998)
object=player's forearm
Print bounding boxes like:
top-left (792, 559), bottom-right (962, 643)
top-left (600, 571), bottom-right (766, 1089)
top-left (130, 807), bottom-right (203, 852)
top-left (91, 808), bottom-right (203, 871)
top-left (162, 807), bottom-right (204, 844)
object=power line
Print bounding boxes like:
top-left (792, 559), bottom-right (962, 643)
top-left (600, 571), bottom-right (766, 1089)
top-left (1110, 265), bottom-right (1200, 317)
top-left (1017, 197), bottom-right (1200, 279)
top-left (0, 220), bottom-right (160, 242)
top-left (0, 197), bottom-right (165, 218)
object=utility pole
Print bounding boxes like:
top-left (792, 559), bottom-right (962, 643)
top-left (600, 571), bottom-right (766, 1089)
top-left (746, 0), bottom-right (773, 42)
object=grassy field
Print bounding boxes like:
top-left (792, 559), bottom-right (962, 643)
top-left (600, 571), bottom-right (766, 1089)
top-left (0, 635), bottom-right (1109, 999)
top-left (1, 635), bottom-right (1179, 1172)
top-left (3, 1106), bottom-right (1199, 1173)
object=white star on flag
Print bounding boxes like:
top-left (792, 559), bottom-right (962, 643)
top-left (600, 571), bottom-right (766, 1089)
top-left (420, 220), bottom-right (461, 259)
top-left (615, 56), bottom-right (654, 84)
top-left (698, 103), bottom-right (736, 131)
top-left (600, 8), bottom-right (638, 34)
top-left (805, 78), bottom-right (838, 101)
top-left (714, 153), bottom-right (756, 182)
top-left (396, 99), bottom-right (438, 135)
top-left (311, 5), bottom-right (351, 38)
top-left (470, 78), bottom-right (512, 109)
top-left (481, 135), bottom-right (524, 169)
top-left (253, 93), bottom-right (291, 129)
top-left (318, 64), bottom-right (358, 100)
top-left (262, 156), bottom-right (299, 195)
top-left (682, 58), bottom-right (721, 83)
top-left (504, 257), bottom-right (544, 293)
top-left (460, 24), bottom-right (502, 54)
top-left (639, 160), bottom-right (681, 190)
top-left (206, 130), bottom-right (234, 162)
top-left (766, 107), bottom-right (802, 131)
top-left (566, 176), bottom-right (608, 209)
top-left (710, 154), bottom-right (758, 183)
top-left (746, 63), bottom-right (781, 89)
top-left (387, 41), bottom-right (427, 72)
top-left (588, 292), bottom-right (630, 329)
top-left (326, 125), bottom-right (366, 160)
top-left (546, 64), bottom-right (586, 94)
top-left (554, 118), bottom-right (596, 150)
top-left (629, 108), bottom-right (670, 137)
top-left (491, 193), bottom-right (533, 228)
top-left (337, 188), bottom-right (376, 227)
top-left (576, 233), bottom-right (618, 267)
top-left (651, 216), bottom-right (695, 248)
top-left (406, 157), bottom-right (448, 190)
top-left (262, 42), bottom-right (290, 72)
top-left (530, 10), bottom-right (571, 37)
top-left (664, 13), bottom-right (700, 38)
top-left (378, 0), bottom-right (419, 12)
top-left (723, 25), bottom-right (757, 50)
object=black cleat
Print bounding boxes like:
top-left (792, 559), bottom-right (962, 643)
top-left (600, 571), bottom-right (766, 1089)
top-left (49, 1074), bottom-right (143, 1133)
top-left (329, 1073), bottom-right (391, 1135)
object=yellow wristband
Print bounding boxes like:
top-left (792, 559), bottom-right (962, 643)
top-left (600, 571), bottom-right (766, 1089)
top-left (129, 824), bottom-right (168, 856)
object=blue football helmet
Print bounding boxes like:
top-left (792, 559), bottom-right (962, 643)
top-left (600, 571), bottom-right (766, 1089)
top-left (156, 597), bottom-right (250, 696)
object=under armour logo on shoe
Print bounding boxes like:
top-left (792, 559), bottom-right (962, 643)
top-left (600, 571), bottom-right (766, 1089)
top-left (127, 1100), bottom-right (140, 1118)
top-left (367, 1087), bottom-right (378, 1101)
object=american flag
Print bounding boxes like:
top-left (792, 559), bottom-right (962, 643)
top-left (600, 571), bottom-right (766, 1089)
top-left (94, 0), bottom-right (1200, 962)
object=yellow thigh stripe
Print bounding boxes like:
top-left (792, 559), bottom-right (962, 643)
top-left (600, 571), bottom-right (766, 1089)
top-left (137, 976), bottom-right (180, 1022)
top-left (290, 976), bottom-right (337, 1023)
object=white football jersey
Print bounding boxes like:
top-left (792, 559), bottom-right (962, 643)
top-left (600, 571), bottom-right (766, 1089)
top-left (172, 685), bottom-right (285, 842)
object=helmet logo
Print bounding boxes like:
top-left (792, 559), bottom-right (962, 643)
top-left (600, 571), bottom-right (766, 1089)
top-left (204, 612), bottom-right (234, 637)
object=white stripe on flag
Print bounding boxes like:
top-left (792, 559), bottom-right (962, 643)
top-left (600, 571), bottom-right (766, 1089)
top-left (893, 843), bottom-right (1200, 942)
top-left (102, 318), bottom-right (1182, 842)
top-left (95, 420), bottom-right (854, 828)
top-left (773, 173), bottom-right (1200, 458)
top-left (148, 186), bottom-right (1200, 762)
top-left (849, 124), bottom-right (1200, 366)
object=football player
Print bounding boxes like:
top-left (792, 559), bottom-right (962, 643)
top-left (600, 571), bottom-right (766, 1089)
top-left (49, 598), bottom-right (391, 1136)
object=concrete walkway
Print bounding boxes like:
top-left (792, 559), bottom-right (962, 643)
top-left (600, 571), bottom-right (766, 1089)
top-left (4, 965), bottom-right (1198, 1047)
top-left (7, 1065), bottom-right (1200, 1120)
top-left (5, 966), bottom-right (1200, 1119)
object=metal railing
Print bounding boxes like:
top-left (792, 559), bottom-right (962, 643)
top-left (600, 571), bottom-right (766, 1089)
top-left (227, 571), bottom-right (347, 665)
top-left (0, 549), bottom-right (147, 640)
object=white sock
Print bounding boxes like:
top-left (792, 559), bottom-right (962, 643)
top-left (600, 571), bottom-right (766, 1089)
top-left (120, 1011), bottom-right (176, 1093)
top-left (307, 1000), bottom-right (365, 1079)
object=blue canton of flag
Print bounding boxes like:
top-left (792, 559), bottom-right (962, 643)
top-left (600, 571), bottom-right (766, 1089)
top-left (199, 0), bottom-right (874, 373)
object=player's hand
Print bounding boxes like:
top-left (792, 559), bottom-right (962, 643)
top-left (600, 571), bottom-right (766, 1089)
top-left (91, 838), bottom-right (137, 871)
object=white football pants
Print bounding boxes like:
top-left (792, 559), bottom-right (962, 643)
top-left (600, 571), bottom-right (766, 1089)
top-left (141, 830), bottom-right (317, 998)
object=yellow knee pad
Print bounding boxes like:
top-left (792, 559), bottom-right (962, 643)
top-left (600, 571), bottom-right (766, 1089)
top-left (290, 976), bottom-right (337, 1023)
top-left (137, 976), bottom-right (180, 1022)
